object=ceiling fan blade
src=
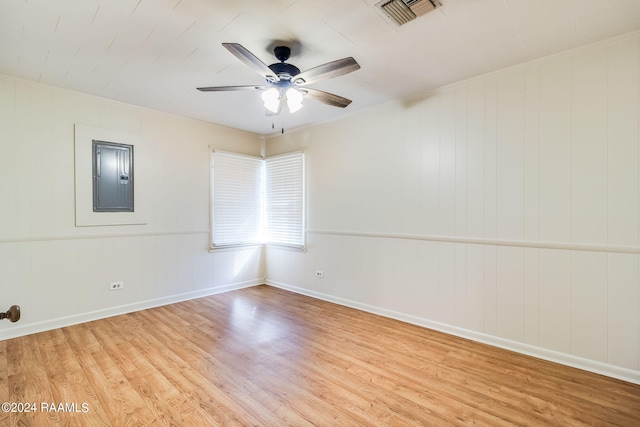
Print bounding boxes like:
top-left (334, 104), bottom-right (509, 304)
top-left (293, 57), bottom-right (360, 86)
top-left (222, 43), bottom-right (280, 82)
top-left (197, 85), bottom-right (266, 92)
top-left (303, 88), bottom-right (353, 108)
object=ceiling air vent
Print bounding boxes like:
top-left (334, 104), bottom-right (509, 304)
top-left (377, 0), bottom-right (437, 26)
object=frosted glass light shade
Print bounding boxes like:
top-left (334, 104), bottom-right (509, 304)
top-left (285, 88), bottom-right (303, 113)
top-left (262, 88), bottom-right (281, 113)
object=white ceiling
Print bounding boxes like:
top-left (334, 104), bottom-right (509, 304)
top-left (2, 0), bottom-right (640, 136)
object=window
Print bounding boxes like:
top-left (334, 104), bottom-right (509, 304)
top-left (265, 152), bottom-right (305, 248)
top-left (211, 152), bottom-right (264, 247)
top-left (211, 151), bottom-right (305, 249)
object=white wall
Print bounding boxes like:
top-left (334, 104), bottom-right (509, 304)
top-left (265, 33), bottom-right (640, 383)
top-left (0, 75), bottom-right (265, 340)
top-left (2, 33), bottom-right (638, 385)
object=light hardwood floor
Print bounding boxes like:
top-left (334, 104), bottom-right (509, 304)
top-left (1, 285), bottom-right (639, 426)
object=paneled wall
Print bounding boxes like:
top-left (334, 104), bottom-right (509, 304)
top-left (266, 33), bottom-right (640, 383)
top-left (0, 75), bottom-right (264, 340)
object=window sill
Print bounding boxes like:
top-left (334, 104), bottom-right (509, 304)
top-left (265, 243), bottom-right (307, 253)
top-left (209, 243), bottom-right (264, 253)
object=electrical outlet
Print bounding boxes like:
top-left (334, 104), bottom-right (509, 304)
top-left (315, 270), bottom-right (324, 278)
top-left (110, 281), bottom-right (124, 290)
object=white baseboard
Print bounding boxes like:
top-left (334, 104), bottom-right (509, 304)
top-left (0, 279), bottom-right (262, 341)
top-left (266, 279), bottom-right (640, 386)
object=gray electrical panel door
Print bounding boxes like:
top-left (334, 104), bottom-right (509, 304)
top-left (92, 140), bottom-right (134, 212)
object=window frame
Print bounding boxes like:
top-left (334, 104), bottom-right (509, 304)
top-left (210, 150), bottom-right (305, 251)
top-left (210, 150), bottom-right (264, 249)
top-left (264, 151), bottom-right (306, 250)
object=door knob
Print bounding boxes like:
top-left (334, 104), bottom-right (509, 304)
top-left (0, 305), bottom-right (20, 322)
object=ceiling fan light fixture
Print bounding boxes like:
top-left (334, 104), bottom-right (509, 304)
top-left (199, 43), bottom-right (360, 116)
top-left (262, 87), bottom-right (281, 113)
top-left (285, 88), bottom-right (304, 113)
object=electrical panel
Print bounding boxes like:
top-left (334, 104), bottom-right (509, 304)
top-left (92, 140), bottom-right (134, 212)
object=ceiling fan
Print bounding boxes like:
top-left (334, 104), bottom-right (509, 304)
top-left (197, 43), bottom-right (360, 114)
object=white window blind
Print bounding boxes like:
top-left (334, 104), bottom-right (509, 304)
top-left (265, 152), bottom-right (305, 248)
top-left (211, 152), bottom-right (263, 247)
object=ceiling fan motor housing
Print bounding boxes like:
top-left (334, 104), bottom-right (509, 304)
top-left (268, 62), bottom-right (301, 83)
top-left (269, 46), bottom-right (300, 84)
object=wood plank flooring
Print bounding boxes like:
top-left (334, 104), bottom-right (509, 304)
top-left (1, 284), bottom-right (639, 426)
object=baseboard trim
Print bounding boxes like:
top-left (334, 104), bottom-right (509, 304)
top-left (0, 279), bottom-right (262, 341)
top-left (266, 279), bottom-right (640, 385)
